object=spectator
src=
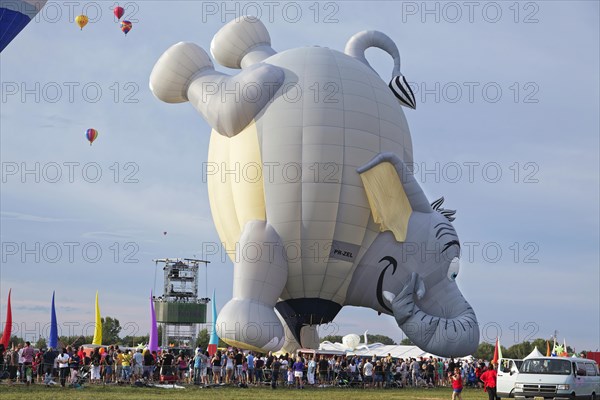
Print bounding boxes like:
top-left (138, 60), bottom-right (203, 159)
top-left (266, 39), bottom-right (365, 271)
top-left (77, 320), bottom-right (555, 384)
top-left (292, 356), bottom-right (304, 389)
top-left (271, 357), bottom-right (281, 389)
top-left (255, 354), bottom-right (264, 385)
top-left (234, 350), bottom-right (244, 383)
top-left (307, 355), bottom-right (316, 385)
top-left (56, 348), bottom-right (70, 387)
top-left (121, 350), bottom-right (132, 382)
top-left (480, 362), bottom-right (498, 400)
top-left (451, 367), bottom-right (464, 400)
top-left (246, 351), bottom-right (254, 384)
top-left (143, 349), bottom-right (154, 381)
top-left (103, 348), bottom-right (114, 383)
top-left (363, 358), bottom-right (374, 388)
top-left (68, 350), bottom-right (80, 386)
top-left (90, 347), bottom-right (101, 383)
top-left (42, 347), bottom-right (57, 385)
top-left (211, 350), bottom-right (222, 384)
top-left (133, 348), bottom-right (144, 381)
top-left (317, 355), bottom-right (328, 384)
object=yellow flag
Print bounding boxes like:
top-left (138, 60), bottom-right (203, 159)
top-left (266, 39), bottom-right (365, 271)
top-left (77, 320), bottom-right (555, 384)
top-left (92, 291), bottom-right (102, 345)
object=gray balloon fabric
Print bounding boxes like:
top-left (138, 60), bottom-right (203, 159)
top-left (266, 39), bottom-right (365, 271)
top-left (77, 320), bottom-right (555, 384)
top-left (149, 16), bottom-right (479, 357)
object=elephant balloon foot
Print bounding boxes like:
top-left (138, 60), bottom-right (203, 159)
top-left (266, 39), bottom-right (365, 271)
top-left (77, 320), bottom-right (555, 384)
top-left (215, 220), bottom-right (288, 352)
top-left (216, 298), bottom-right (284, 352)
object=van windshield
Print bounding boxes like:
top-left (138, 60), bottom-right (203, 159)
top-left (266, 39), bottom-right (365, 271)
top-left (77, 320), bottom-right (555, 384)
top-left (520, 359), bottom-right (572, 375)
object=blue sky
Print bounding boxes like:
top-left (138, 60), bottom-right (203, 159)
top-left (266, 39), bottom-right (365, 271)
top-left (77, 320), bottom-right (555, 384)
top-left (1, 1), bottom-right (598, 351)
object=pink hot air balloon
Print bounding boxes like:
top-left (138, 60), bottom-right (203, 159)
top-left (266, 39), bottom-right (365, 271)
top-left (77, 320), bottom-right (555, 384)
top-left (113, 6), bottom-right (124, 20)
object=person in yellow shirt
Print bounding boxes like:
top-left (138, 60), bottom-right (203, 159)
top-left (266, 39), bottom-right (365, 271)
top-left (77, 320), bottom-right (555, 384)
top-left (115, 350), bottom-right (123, 382)
top-left (121, 351), bottom-right (132, 382)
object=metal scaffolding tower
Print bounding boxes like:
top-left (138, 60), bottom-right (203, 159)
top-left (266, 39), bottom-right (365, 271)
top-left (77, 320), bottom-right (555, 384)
top-left (152, 258), bottom-right (210, 348)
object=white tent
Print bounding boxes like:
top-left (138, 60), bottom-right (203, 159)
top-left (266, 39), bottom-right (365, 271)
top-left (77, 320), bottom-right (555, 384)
top-left (525, 346), bottom-right (545, 359)
top-left (319, 341), bottom-right (440, 359)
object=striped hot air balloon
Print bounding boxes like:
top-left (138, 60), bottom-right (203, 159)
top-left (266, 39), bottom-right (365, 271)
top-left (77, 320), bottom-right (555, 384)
top-left (86, 128), bottom-right (98, 145)
top-left (0, 0), bottom-right (48, 52)
top-left (120, 20), bottom-right (132, 35)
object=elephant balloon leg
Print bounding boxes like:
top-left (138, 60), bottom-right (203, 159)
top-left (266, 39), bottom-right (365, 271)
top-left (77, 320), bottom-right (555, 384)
top-left (216, 220), bottom-right (288, 352)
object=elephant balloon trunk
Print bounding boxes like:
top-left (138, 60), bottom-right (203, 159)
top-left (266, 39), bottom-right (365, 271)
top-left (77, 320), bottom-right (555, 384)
top-left (384, 272), bottom-right (479, 357)
top-left (345, 30), bottom-right (402, 77)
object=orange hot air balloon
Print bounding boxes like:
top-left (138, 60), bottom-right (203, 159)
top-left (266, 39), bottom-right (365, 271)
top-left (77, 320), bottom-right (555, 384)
top-left (86, 128), bottom-right (98, 146)
top-left (75, 15), bottom-right (88, 30)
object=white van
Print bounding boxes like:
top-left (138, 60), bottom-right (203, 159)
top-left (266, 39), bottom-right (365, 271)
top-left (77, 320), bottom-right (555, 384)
top-left (513, 356), bottom-right (600, 400)
top-left (497, 358), bottom-right (523, 398)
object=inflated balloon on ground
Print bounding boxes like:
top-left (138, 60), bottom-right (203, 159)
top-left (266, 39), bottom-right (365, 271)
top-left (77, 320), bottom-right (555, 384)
top-left (150, 16), bottom-right (479, 357)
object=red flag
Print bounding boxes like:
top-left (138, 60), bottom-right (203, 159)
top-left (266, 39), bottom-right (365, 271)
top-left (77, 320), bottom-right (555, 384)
top-left (546, 340), bottom-right (551, 357)
top-left (491, 337), bottom-right (502, 365)
top-left (0, 289), bottom-right (12, 348)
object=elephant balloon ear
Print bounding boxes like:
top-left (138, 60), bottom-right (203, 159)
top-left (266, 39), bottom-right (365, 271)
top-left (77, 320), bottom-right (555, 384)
top-left (357, 153), bottom-right (432, 242)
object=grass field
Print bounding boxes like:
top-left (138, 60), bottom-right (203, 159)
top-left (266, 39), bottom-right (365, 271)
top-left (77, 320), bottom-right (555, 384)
top-left (0, 384), bottom-right (489, 399)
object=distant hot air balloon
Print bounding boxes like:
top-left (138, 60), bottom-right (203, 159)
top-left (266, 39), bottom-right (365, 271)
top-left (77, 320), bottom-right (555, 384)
top-left (113, 6), bottom-right (125, 20)
top-left (120, 20), bottom-right (132, 35)
top-left (75, 15), bottom-right (89, 30)
top-left (86, 129), bottom-right (98, 146)
top-left (0, 0), bottom-right (48, 52)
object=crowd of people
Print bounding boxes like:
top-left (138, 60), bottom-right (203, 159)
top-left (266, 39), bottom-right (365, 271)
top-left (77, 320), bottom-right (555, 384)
top-left (0, 341), bottom-right (498, 395)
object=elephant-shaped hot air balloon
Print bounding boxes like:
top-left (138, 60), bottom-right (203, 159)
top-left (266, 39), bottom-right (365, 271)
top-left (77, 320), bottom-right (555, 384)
top-left (149, 16), bottom-right (479, 357)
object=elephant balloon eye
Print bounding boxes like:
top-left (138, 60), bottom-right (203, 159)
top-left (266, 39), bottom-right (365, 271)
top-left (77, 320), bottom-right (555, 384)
top-left (447, 257), bottom-right (460, 281)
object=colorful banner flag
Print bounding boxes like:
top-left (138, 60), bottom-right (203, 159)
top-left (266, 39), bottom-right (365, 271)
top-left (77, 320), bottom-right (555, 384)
top-left (491, 337), bottom-right (502, 365)
top-left (92, 291), bottom-right (102, 345)
top-left (149, 291), bottom-right (159, 352)
top-left (49, 291), bottom-right (58, 349)
top-left (0, 289), bottom-right (12, 348)
top-left (560, 339), bottom-right (568, 357)
top-left (208, 289), bottom-right (219, 356)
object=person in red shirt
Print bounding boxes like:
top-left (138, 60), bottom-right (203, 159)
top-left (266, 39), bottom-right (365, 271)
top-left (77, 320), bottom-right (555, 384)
top-left (451, 367), bottom-right (463, 400)
top-left (480, 363), bottom-right (498, 400)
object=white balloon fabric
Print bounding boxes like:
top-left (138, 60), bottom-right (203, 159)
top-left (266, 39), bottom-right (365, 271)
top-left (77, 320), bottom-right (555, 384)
top-left (150, 16), bottom-right (479, 357)
top-left (342, 334), bottom-right (361, 351)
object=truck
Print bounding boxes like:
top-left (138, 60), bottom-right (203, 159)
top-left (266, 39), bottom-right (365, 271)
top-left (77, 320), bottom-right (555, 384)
top-left (513, 356), bottom-right (599, 400)
top-left (497, 358), bottom-right (524, 398)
